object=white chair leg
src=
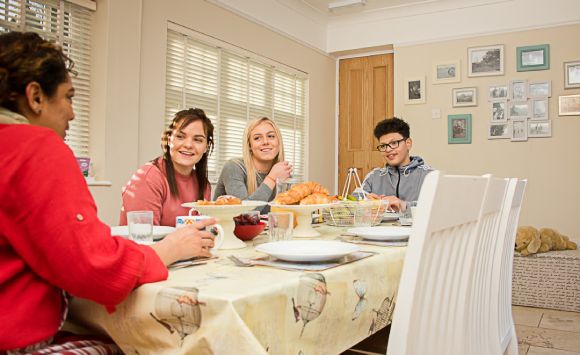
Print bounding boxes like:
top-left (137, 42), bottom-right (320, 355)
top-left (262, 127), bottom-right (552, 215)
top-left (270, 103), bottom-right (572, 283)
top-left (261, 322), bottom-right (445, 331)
top-left (506, 328), bottom-right (519, 355)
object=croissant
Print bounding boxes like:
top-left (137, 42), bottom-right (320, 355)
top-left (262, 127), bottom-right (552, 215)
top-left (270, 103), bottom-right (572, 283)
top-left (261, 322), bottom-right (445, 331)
top-left (306, 181), bottom-right (329, 195)
top-left (300, 193), bottom-right (332, 205)
top-left (198, 195), bottom-right (242, 205)
top-left (273, 191), bottom-right (297, 205)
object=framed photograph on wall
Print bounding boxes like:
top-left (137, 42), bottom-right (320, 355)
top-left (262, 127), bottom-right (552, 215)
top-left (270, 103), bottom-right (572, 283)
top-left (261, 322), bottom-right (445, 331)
top-left (490, 100), bottom-right (507, 123)
top-left (528, 121), bottom-right (552, 138)
top-left (448, 114), bottom-right (472, 144)
top-left (528, 81), bottom-right (551, 98)
top-left (517, 44), bottom-right (550, 71)
top-left (564, 61), bottom-right (580, 89)
top-left (509, 101), bottom-right (530, 119)
top-left (510, 79), bottom-right (528, 100)
top-left (452, 87), bottom-right (477, 107)
top-left (558, 94), bottom-right (580, 116)
top-left (433, 60), bottom-right (460, 84)
top-left (511, 118), bottom-right (528, 142)
top-left (404, 77), bottom-right (426, 104)
top-left (468, 45), bottom-right (504, 77)
top-left (488, 123), bottom-right (511, 139)
top-left (531, 99), bottom-right (549, 120)
top-left (488, 84), bottom-right (508, 100)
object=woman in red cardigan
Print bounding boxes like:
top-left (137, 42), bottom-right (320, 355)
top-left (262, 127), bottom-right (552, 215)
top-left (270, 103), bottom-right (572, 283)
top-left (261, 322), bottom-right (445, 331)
top-left (0, 32), bottom-right (216, 353)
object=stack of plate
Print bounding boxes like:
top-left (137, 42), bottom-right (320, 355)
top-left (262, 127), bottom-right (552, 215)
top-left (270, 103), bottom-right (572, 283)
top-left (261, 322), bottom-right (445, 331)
top-left (382, 211), bottom-right (399, 222)
top-left (346, 226), bottom-right (411, 241)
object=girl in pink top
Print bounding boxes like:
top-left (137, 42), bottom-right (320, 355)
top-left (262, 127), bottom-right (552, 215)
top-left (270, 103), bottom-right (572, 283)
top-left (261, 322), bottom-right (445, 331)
top-left (120, 109), bottom-right (214, 226)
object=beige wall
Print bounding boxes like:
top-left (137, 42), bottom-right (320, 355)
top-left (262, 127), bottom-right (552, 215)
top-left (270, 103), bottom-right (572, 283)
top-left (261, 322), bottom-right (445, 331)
top-left (88, 0), bottom-right (337, 225)
top-left (394, 24), bottom-right (580, 238)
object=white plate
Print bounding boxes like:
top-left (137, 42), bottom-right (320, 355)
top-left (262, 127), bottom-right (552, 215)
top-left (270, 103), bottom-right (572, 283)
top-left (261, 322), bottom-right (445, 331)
top-left (382, 212), bottom-right (399, 222)
top-left (255, 240), bottom-right (360, 262)
top-left (110, 225), bottom-right (175, 241)
top-left (347, 226), bottom-right (411, 241)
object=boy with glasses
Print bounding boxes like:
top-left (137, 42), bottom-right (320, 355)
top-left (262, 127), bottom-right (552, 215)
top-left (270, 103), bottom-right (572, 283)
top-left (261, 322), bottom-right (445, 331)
top-left (362, 117), bottom-right (432, 211)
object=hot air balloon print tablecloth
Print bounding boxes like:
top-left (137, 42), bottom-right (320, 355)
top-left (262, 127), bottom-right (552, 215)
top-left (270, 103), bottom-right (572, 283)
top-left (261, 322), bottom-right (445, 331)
top-left (67, 225), bottom-right (406, 354)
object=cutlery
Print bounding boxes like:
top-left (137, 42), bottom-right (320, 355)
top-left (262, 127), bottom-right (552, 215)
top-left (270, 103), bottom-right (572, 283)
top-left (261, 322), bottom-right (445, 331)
top-left (228, 255), bottom-right (254, 267)
top-left (169, 260), bottom-right (208, 269)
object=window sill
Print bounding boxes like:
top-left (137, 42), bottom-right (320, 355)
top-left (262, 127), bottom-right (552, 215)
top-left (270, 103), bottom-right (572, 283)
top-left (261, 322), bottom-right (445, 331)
top-left (86, 178), bottom-right (112, 187)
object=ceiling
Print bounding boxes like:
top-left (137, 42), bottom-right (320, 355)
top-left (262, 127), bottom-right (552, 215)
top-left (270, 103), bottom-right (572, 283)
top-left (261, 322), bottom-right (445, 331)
top-left (208, 0), bottom-right (580, 53)
top-left (298, 0), bottom-right (441, 17)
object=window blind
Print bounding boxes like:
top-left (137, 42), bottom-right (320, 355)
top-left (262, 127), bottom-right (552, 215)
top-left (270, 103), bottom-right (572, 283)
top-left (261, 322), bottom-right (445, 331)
top-left (0, 0), bottom-right (92, 157)
top-left (165, 26), bottom-right (308, 183)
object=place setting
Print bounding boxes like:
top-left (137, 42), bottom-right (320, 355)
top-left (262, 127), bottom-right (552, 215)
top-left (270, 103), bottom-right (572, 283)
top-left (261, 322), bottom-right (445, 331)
top-left (234, 240), bottom-right (376, 272)
top-left (226, 208), bottom-right (376, 271)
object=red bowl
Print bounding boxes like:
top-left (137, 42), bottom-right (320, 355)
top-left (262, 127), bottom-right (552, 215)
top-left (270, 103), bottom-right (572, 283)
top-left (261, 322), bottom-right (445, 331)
top-left (234, 222), bottom-right (266, 241)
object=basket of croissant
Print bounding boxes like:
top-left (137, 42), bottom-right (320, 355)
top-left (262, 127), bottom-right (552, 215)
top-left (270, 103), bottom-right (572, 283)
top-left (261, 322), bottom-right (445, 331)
top-left (322, 199), bottom-right (387, 227)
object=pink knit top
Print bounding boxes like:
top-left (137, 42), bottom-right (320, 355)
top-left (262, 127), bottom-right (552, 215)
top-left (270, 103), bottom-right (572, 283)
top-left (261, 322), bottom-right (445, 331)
top-left (119, 157), bottom-right (211, 226)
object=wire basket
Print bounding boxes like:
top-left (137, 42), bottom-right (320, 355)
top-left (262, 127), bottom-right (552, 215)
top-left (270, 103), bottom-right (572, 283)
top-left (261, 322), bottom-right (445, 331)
top-left (323, 199), bottom-right (387, 227)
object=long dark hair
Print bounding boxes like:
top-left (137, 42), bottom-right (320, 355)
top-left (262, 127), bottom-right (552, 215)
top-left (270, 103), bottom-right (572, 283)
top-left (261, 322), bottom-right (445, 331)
top-left (156, 108), bottom-right (214, 198)
top-left (0, 31), bottom-right (75, 111)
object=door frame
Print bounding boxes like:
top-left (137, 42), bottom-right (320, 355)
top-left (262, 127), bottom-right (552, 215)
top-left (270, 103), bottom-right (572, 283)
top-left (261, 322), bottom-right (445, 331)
top-left (334, 49), bottom-right (395, 194)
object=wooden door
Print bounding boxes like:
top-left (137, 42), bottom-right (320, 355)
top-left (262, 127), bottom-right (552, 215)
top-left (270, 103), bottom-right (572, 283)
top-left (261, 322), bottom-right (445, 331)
top-left (338, 54), bottom-right (394, 195)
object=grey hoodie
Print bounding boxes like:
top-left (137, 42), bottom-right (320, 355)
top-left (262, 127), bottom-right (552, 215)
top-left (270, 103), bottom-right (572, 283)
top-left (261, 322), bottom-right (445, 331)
top-left (361, 156), bottom-right (432, 202)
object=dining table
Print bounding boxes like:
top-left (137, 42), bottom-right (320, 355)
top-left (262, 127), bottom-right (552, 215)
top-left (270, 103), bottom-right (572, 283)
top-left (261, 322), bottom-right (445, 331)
top-left (67, 223), bottom-right (406, 354)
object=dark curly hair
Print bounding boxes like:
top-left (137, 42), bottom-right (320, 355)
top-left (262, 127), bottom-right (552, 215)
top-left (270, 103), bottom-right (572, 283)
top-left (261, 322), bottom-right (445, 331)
top-left (0, 32), bottom-right (74, 112)
top-left (155, 108), bottom-right (215, 198)
top-left (373, 117), bottom-right (410, 140)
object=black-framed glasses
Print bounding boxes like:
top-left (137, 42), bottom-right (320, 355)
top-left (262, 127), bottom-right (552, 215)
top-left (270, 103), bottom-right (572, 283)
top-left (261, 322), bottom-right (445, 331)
top-left (376, 138), bottom-right (406, 152)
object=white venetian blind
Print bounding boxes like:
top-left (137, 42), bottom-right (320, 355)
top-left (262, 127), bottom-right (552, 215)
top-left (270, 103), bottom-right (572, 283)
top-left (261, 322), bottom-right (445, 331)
top-left (0, 0), bottom-right (93, 157)
top-left (165, 25), bottom-right (308, 183)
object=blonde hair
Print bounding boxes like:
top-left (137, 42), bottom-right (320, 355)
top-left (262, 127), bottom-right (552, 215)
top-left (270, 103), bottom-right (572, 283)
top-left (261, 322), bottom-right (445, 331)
top-left (242, 117), bottom-right (285, 194)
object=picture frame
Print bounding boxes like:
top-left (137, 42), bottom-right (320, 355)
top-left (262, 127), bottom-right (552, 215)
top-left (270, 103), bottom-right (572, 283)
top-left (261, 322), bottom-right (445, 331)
top-left (433, 60), bottom-right (461, 84)
top-left (404, 77), bottom-right (426, 104)
top-left (448, 114), bottom-right (472, 144)
top-left (488, 123), bottom-right (511, 139)
top-left (509, 101), bottom-right (530, 119)
top-left (490, 100), bottom-right (508, 123)
top-left (558, 94), bottom-right (580, 116)
top-left (530, 99), bottom-right (549, 121)
top-left (516, 44), bottom-right (550, 71)
top-left (468, 45), bottom-right (504, 77)
top-left (510, 79), bottom-right (528, 100)
top-left (488, 84), bottom-right (508, 100)
top-left (452, 87), bottom-right (477, 107)
top-left (528, 121), bottom-right (552, 138)
top-left (511, 118), bottom-right (528, 142)
top-left (564, 61), bottom-right (580, 89)
top-left (528, 80), bottom-right (551, 98)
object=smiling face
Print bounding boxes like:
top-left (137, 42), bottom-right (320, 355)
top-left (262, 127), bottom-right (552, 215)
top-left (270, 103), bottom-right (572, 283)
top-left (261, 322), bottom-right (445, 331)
top-left (169, 119), bottom-right (208, 175)
top-left (249, 121), bottom-right (280, 164)
top-left (379, 132), bottom-right (412, 167)
top-left (28, 76), bottom-right (75, 139)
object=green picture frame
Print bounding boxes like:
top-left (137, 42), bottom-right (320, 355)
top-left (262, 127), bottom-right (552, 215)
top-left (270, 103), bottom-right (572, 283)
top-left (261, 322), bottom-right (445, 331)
top-left (448, 114), bottom-right (472, 144)
top-left (517, 44), bottom-right (550, 71)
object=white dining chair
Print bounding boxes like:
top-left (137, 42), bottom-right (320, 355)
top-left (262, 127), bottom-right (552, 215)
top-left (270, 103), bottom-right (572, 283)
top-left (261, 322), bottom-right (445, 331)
top-left (386, 171), bottom-right (490, 355)
top-left (467, 176), bottom-right (511, 355)
top-left (492, 179), bottom-right (527, 355)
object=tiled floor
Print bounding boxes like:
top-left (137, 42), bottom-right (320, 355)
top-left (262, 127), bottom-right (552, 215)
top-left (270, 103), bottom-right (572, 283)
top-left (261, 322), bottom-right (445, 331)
top-left (514, 306), bottom-right (580, 355)
top-left (343, 306), bottom-right (580, 355)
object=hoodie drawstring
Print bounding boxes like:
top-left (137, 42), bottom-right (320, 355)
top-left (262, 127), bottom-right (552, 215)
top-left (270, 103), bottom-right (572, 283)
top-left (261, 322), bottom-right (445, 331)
top-left (396, 169), bottom-right (401, 198)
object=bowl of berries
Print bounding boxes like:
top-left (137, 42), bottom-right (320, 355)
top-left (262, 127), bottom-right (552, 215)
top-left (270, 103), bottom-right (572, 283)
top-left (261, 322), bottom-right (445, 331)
top-left (233, 211), bottom-right (266, 241)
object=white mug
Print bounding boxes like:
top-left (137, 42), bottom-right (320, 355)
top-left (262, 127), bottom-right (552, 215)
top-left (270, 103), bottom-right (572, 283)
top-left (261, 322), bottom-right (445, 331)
top-left (176, 214), bottom-right (224, 250)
